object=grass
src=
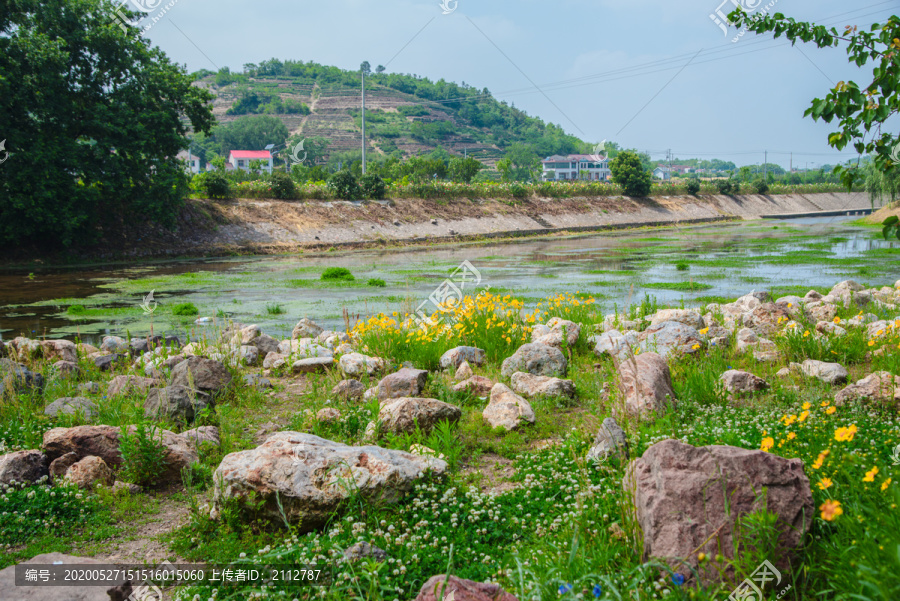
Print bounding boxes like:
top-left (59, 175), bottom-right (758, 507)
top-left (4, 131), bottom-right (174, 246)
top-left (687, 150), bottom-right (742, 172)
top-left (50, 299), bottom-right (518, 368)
top-left (321, 267), bottom-right (355, 281)
top-left (641, 281), bottom-right (714, 292)
top-left (171, 302), bottom-right (199, 316)
top-left (265, 303), bottom-right (286, 315)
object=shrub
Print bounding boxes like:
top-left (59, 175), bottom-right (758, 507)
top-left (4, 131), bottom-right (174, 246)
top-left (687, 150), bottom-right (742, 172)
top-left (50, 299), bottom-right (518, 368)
top-left (199, 171), bottom-right (231, 199)
top-left (753, 178), bottom-right (770, 194)
top-left (266, 303), bottom-right (285, 315)
top-left (0, 481), bottom-right (98, 545)
top-left (118, 423), bottom-right (168, 487)
top-left (509, 183), bottom-right (528, 198)
top-left (359, 174), bottom-right (386, 199)
top-left (676, 262), bottom-right (690, 271)
top-left (685, 179), bottom-right (701, 195)
top-left (321, 267), bottom-right (355, 281)
top-left (327, 171), bottom-right (359, 200)
top-left (367, 278), bottom-right (387, 287)
top-left (267, 171), bottom-right (296, 199)
top-left (609, 151), bottom-right (652, 196)
top-left (172, 302), bottom-right (199, 316)
top-left (67, 304), bottom-right (86, 314)
top-left (715, 179), bottom-right (735, 194)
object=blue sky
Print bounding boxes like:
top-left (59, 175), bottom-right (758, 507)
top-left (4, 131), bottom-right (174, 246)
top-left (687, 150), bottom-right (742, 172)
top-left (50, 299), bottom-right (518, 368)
top-left (139, 0), bottom-right (900, 169)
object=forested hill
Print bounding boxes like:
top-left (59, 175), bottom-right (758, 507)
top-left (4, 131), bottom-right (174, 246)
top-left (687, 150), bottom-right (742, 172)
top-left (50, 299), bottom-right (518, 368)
top-left (191, 59), bottom-right (589, 167)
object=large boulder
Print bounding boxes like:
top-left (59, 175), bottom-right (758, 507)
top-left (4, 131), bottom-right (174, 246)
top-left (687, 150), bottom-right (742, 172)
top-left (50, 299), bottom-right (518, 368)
top-left (649, 309), bottom-right (705, 329)
top-left (170, 356), bottom-right (233, 396)
top-left (482, 384), bottom-right (535, 431)
top-left (440, 346), bottom-right (486, 370)
top-left (500, 343), bottom-right (567, 378)
top-left (834, 371), bottom-right (900, 408)
top-left (144, 385), bottom-right (211, 424)
top-left (719, 370), bottom-right (769, 398)
top-left (591, 329), bottom-right (639, 360)
top-left (332, 379), bottom-right (366, 401)
top-left (377, 368), bottom-right (429, 400)
top-left (0, 450), bottom-right (48, 486)
top-left (531, 317), bottom-right (580, 348)
top-left (586, 417), bottom-right (629, 462)
top-left (375, 398), bottom-right (461, 436)
top-left (625, 439), bottom-right (813, 586)
top-left (40, 339), bottom-right (77, 363)
top-left (291, 357), bottom-right (334, 374)
top-left (638, 321), bottom-right (703, 358)
top-left (107, 375), bottom-right (157, 398)
top-left (292, 318), bottom-right (324, 340)
top-left (617, 352), bottom-right (676, 418)
top-left (339, 353), bottom-right (385, 377)
top-left (64, 455), bottom-right (114, 489)
top-left (829, 280), bottom-right (866, 306)
top-left (100, 335), bottom-right (129, 353)
top-left (44, 397), bottom-right (98, 420)
top-left (252, 333), bottom-right (282, 356)
top-left (800, 359), bottom-right (849, 385)
top-left (415, 575), bottom-right (519, 601)
top-left (212, 433), bottom-right (446, 531)
top-left (509, 372), bottom-right (575, 399)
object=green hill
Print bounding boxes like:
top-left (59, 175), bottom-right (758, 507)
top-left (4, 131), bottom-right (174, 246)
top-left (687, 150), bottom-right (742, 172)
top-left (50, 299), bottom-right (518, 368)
top-left (190, 59), bottom-right (588, 168)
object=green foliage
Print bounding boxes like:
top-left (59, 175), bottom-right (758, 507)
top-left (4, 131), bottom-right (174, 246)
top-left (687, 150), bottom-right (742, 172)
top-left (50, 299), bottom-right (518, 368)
top-left (675, 262), bottom-right (690, 271)
top-left (172, 302), bottom-right (199, 316)
top-left (448, 157), bottom-right (484, 184)
top-left (0, 481), bottom-right (98, 545)
top-left (685, 179), bottom-right (701, 195)
top-left (367, 278), bottom-right (387, 287)
top-left (200, 115), bottom-right (289, 158)
top-left (267, 171), bottom-right (296, 199)
top-left (397, 105), bottom-right (430, 117)
top-left (610, 151), bottom-right (652, 196)
top-left (226, 89), bottom-right (310, 116)
top-left (864, 160), bottom-right (900, 207)
top-left (67, 305), bottom-right (86, 315)
top-left (882, 215), bottom-right (900, 241)
top-left (265, 303), bottom-right (285, 315)
top-left (715, 179), bottom-right (736, 194)
top-left (197, 170), bottom-right (231, 199)
top-left (327, 171), bottom-right (360, 200)
top-left (359, 174), bottom-right (386, 199)
top-left (753, 178), bottom-right (770, 194)
top-left (118, 423), bottom-right (168, 487)
top-left (321, 268), bottom-right (355, 281)
top-left (0, 0), bottom-right (214, 247)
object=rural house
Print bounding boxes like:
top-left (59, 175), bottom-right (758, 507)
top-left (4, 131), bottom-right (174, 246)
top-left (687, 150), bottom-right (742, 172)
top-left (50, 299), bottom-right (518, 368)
top-left (541, 154), bottom-right (610, 181)
top-left (228, 150), bottom-right (273, 174)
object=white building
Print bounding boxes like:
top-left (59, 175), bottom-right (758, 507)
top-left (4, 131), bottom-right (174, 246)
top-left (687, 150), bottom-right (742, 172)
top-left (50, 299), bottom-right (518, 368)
top-left (176, 150), bottom-right (201, 174)
top-left (653, 166), bottom-right (671, 180)
top-left (228, 150), bottom-right (273, 174)
top-left (541, 154), bottom-right (610, 181)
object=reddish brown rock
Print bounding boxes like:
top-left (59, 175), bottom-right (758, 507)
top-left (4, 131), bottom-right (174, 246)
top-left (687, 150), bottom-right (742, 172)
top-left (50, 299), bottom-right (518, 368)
top-left (65, 455), bottom-right (114, 489)
top-left (834, 371), bottom-right (900, 408)
top-left (415, 575), bottom-right (518, 601)
top-left (376, 367), bottom-right (429, 400)
top-left (0, 449), bottom-right (48, 486)
top-left (617, 352), bottom-right (676, 418)
top-left (453, 375), bottom-right (494, 396)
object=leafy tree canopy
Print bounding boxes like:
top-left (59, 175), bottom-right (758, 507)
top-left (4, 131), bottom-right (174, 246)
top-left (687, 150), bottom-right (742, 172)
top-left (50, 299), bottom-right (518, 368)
top-left (610, 151), bottom-right (652, 197)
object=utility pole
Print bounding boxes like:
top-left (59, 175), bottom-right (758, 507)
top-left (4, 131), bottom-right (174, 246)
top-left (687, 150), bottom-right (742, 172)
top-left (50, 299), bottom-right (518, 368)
top-left (764, 150), bottom-right (767, 181)
top-left (790, 152), bottom-right (792, 173)
top-left (361, 68), bottom-right (366, 175)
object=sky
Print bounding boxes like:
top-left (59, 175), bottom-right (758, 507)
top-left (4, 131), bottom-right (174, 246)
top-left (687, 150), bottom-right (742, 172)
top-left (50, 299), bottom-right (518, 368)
top-left (134, 0), bottom-right (900, 169)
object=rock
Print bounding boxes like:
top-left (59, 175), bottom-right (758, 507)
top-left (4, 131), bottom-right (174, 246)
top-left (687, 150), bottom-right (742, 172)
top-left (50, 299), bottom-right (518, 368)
top-left (144, 385), bottom-right (211, 423)
top-left (51, 360), bottom-right (80, 379)
top-left (239, 324), bottom-right (260, 344)
top-left (866, 319), bottom-right (896, 338)
top-left (250, 334), bottom-right (281, 356)
top-left (0, 358), bottom-right (44, 394)
top-left (649, 309), bottom-right (705, 329)
top-left (586, 417), bottom-right (629, 462)
top-left (10, 337), bottom-right (43, 360)
top-left (482, 384), bottom-right (535, 431)
top-left (235, 345), bottom-right (260, 366)
top-left (170, 356), bottom-right (233, 396)
top-left (815, 320), bottom-right (847, 337)
top-left (94, 353), bottom-right (126, 372)
top-left (291, 341), bottom-right (333, 359)
top-left (243, 374), bottom-right (273, 389)
top-left (316, 407), bottom-right (342, 423)
top-left (453, 376), bottom-right (494, 396)
top-left (376, 398), bottom-right (461, 436)
top-left (377, 368), bottom-right (429, 400)
top-left (500, 343), bottom-right (567, 378)
top-left (829, 279), bottom-right (866, 306)
top-left (49, 452), bottom-right (80, 483)
top-left (454, 360), bottom-right (474, 381)
top-left (0, 553), bottom-right (132, 601)
top-left (113, 480), bottom-right (141, 494)
top-left (804, 289), bottom-right (823, 301)
top-left (263, 352), bottom-right (289, 370)
top-left (409, 444), bottom-right (446, 460)
top-left (617, 352), bottom-right (676, 418)
top-left (332, 379), bottom-right (365, 401)
top-left (65, 455), bottom-right (114, 489)
top-left (775, 296), bottom-right (805, 318)
top-left (40, 339), bottom-right (77, 363)
top-left (317, 331), bottom-right (351, 349)
top-left (625, 439), bottom-right (813, 587)
top-left (591, 329), bottom-right (639, 360)
top-left (180, 426), bottom-right (220, 447)
top-left (0, 450), bottom-right (48, 486)
top-left (439, 346), bottom-right (486, 370)
top-left (719, 370), bottom-right (768, 397)
top-left (800, 359), bottom-right (849, 385)
top-left (100, 335), bottom-right (128, 353)
top-left (107, 375), bottom-right (157, 398)
top-left (834, 371), bottom-right (900, 407)
top-left (742, 303), bottom-right (790, 336)
top-left (339, 353), bottom-right (384, 377)
top-left (78, 381), bottom-right (101, 395)
top-left (162, 354), bottom-right (185, 369)
top-left (415, 575), bottom-right (518, 601)
top-left (776, 367), bottom-right (792, 378)
top-left (292, 318), bottom-right (324, 340)
top-left (44, 397), bottom-right (98, 420)
top-left (531, 317), bottom-right (581, 347)
top-left (638, 321), bottom-right (703, 358)
top-left (752, 349), bottom-right (782, 363)
top-left (212, 432), bottom-right (446, 531)
top-left (807, 302), bottom-right (838, 322)
top-left (509, 372), bottom-right (575, 399)
top-left (343, 541), bottom-right (389, 563)
top-left (735, 328), bottom-right (777, 354)
top-left (292, 357), bottom-right (334, 374)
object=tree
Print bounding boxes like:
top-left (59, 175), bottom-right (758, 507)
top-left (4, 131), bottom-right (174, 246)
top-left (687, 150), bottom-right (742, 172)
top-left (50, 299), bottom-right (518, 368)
top-left (375, 65), bottom-right (386, 74)
top-left (448, 157), bottom-right (483, 183)
top-left (211, 116), bottom-right (289, 155)
top-left (500, 143), bottom-right (541, 182)
top-left (731, 11), bottom-right (900, 189)
top-left (360, 61), bottom-right (371, 76)
top-left (0, 0), bottom-right (214, 248)
top-left (609, 151), bottom-right (652, 196)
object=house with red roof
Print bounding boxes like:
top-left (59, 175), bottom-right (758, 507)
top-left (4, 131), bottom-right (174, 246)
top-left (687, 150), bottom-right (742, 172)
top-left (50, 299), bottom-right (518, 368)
top-left (228, 150), bottom-right (273, 174)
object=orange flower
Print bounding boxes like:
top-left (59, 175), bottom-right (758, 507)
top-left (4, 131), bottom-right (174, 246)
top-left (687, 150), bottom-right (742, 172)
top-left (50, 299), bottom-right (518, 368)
top-left (834, 425), bottom-right (857, 442)
top-left (864, 466), bottom-right (879, 482)
top-left (820, 499), bottom-right (842, 521)
top-left (787, 432), bottom-right (797, 441)
top-left (812, 450), bottom-right (830, 470)
top-left (817, 478), bottom-right (833, 490)
top-left (760, 437), bottom-right (775, 453)
top-left (882, 478), bottom-right (892, 491)
top-left (826, 406), bottom-right (836, 415)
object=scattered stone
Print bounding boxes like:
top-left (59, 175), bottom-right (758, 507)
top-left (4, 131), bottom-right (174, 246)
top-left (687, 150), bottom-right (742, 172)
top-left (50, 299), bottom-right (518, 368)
top-left (649, 309), bottom-right (705, 329)
top-left (292, 318), bottom-right (324, 340)
top-left (454, 360), bottom-right (474, 381)
top-left (0, 450), bottom-right (48, 486)
top-left (49, 359), bottom-right (79, 381)
top-left (617, 352), bottom-right (676, 418)
top-left (800, 359), bottom-right (849, 385)
top-left (377, 367), bottom-right (429, 400)
top-left (78, 381), bottom-right (101, 395)
top-left (625, 439), bottom-right (813, 587)
top-left (376, 398), bottom-right (461, 436)
top-left (252, 334), bottom-right (282, 356)
top-left (316, 407), bottom-right (342, 423)
top-left (453, 376), bottom-right (494, 396)
top-left (638, 321), bottom-right (703, 358)
top-left (65, 455), bottom-right (114, 489)
top-left (509, 372), bottom-right (575, 399)
top-left (531, 317), bottom-right (581, 347)
top-left (719, 370), bottom-right (768, 397)
top-left (292, 357), bottom-right (334, 374)
top-left (776, 367), bottom-right (792, 379)
top-left (0, 553), bottom-right (132, 601)
top-left (500, 343), bottom-right (567, 378)
top-left (807, 302), bottom-right (838, 322)
top-left (339, 353), bottom-right (385, 377)
top-left (44, 397), bottom-right (98, 420)
top-left (591, 329), bottom-right (639, 360)
top-left (170, 356), bottom-right (233, 396)
top-left (586, 417), bottom-right (629, 462)
top-left (113, 480), bottom-right (142, 495)
top-left (243, 374), bottom-right (273, 389)
top-left (100, 335), bottom-right (129, 353)
top-left (834, 371), bottom-right (900, 407)
top-left (816, 321), bottom-right (847, 337)
top-left (263, 352), bottom-right (289, 370)
top-left (40, 339), bottom-right (77, 363)
top-left (49, 452), bottom-right (80, 484)
top-left (0, 358), bottom-right (45, 394)
top-left (483, 384), bottom-right (535, 431)
top-left (741, 303), bottom-right (790, 336)
top-left (343, 541), bottom-right (389, 563)
top-left (415, 575), bottom-right (518, 601)
top-left (94, 353), bottom-right (126, 372)
top-left (440, 346), bottom-right (487, 370)
top-left (107, 375), bottom-right (157, 398)
top-left (212, 432), bottom-right (446, 531)
top-left (236, 345), bottom-right (260, 366)
top-left (144, 385), bottom-right (211, 423)
top-left (332, 379), bottom-right (366, 401)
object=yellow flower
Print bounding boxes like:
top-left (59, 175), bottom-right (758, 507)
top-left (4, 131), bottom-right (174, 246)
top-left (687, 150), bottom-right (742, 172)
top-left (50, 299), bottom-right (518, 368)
top-left (864, 466), bottom-right (879, 482)
top-left (826, 406), bottom-right (836, 415)
top-left (699, 327), bottom-right (709, 335)
top-left (760, 437), bottom-right (774, 452)
top-left (798, 410), bottom-right (810, 422)
top-left (691, 344), bottom-right (700, 351)
top-left (803, 330), bottom-right (810, 338)
top-left (833, 316), bottom-right (841, 324)
top-left (834, 425), bottom-right (857, 442)
top-left (868, 340), bottom-right (875, 347)
top-left (820, 499), bottom-right (842, 521)
top-left (801, 402), bottom-right (811, 411)
top-left (817, 478), bottom-right (833, 490)
top-left (787, 432), bottom-right (797, 441)
top-left (820, 400), bottom-right (830, 407)
top-left (812, 450), bottom-right (830, 470)
top-left (882, 478), bottom-right (892, 491)
top-left (782, 414), bottom-right (797, 426)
